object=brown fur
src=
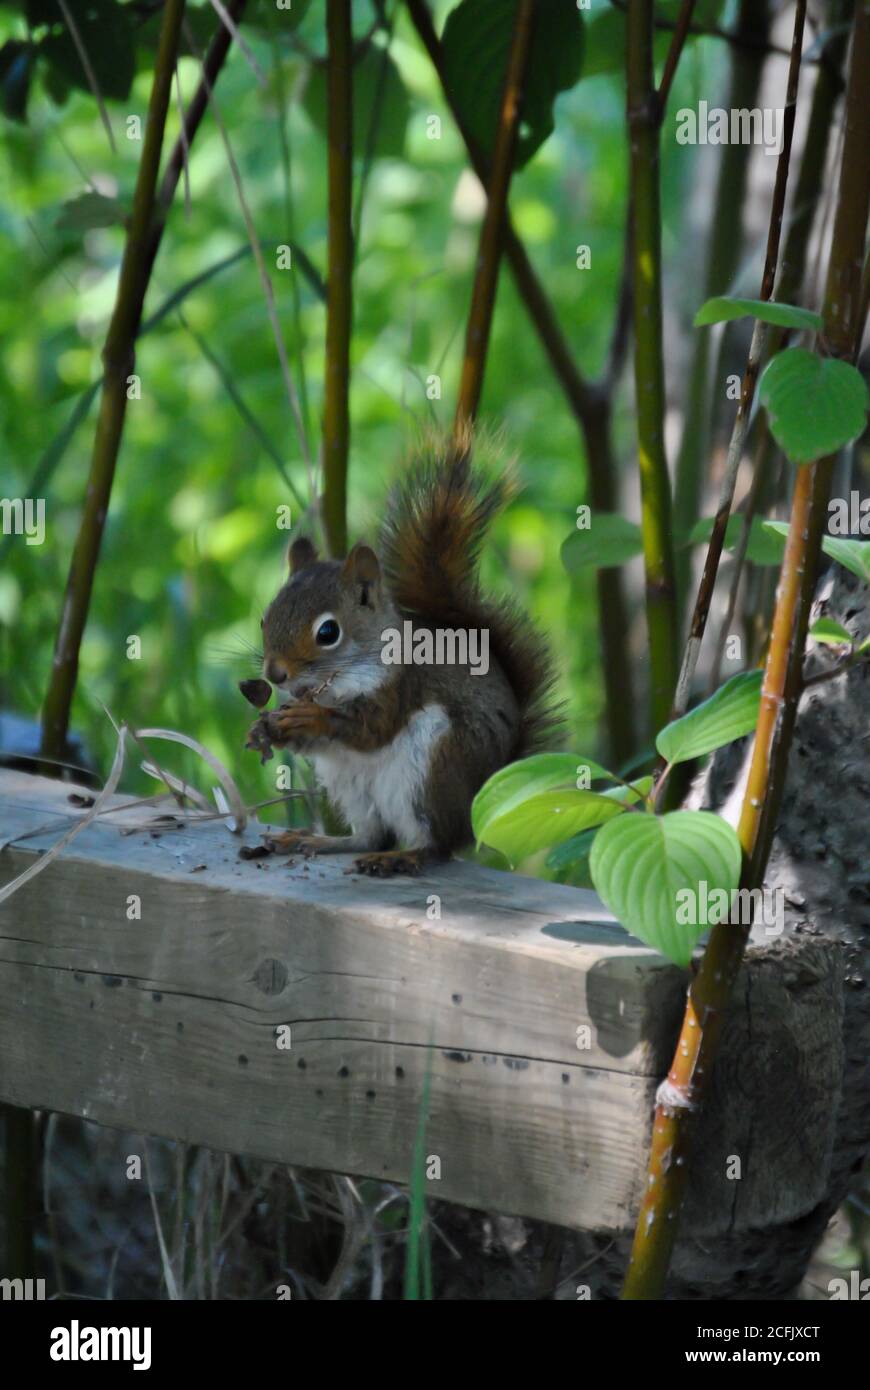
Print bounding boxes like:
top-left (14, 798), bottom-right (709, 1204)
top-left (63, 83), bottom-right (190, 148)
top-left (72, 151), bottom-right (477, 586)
top-left (252, 434), bottom-right (560, 872)
top-left (379, 434), bottom-right (561, 759)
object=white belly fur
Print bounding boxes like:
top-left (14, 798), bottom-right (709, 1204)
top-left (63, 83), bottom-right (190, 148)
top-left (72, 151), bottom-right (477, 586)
top-left (310, 703), bottom-right (450, 848)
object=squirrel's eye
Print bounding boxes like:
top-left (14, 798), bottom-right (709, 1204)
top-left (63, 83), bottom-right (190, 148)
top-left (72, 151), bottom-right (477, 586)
top-left (315, 617), bottom-right (341, 647)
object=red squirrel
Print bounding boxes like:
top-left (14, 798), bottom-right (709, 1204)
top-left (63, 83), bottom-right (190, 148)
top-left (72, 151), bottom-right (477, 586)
top-left (245, 441), bottom-right (559, 876)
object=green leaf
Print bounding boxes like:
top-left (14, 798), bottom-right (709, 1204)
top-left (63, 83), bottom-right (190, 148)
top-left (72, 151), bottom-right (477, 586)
top-left (684, 513), bottom-right (788, 565)
top-left (476, 788), bottom-right (627, 866)
top-left (472, 752), bottom-right (613, 844)
top-left (441, 0), bottom-right (584, 170)
top-left (763, 521), bottom-right (870, 583)
top-left (0, 39), bottom-right (34, 122)
top-left (471, 752), bottom-right (626, 866)
top-left (694, 296), bottom-right (822, 334)
top-left (303, 44), bottom-right (409, 158)
top-left (759, 348), bottom-right (869, 465)
top-left (38, 1), bottom-right (135, 102)
top-left (809, 617), bottom-right (853, 647)
top-left (590, 811), bottom-right (743, 968)
top-left (561, 513), bottom-right (643, 571)
top-left (656, 670), bottom-right (763, 766)
top-left (56, 191), bottom-right (126, 232)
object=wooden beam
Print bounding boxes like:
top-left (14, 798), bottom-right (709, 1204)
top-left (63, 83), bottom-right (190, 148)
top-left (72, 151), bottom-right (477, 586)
top-left (0, 771), bottom-right (841, 1234)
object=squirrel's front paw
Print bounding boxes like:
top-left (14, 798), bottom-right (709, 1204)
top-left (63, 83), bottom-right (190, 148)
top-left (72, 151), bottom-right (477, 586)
top-left (267, 701), bottom-right (340, 747)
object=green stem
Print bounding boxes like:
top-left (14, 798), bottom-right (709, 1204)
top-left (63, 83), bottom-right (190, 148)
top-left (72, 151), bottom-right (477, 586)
top-left (322, 0), bottom-right (354, 558)
top-left (40, 0), bottom-right (188, 763)
top-left (673, 0), bottom-right (772, 606)
top-left (626, 0), bottom-right (678, 736)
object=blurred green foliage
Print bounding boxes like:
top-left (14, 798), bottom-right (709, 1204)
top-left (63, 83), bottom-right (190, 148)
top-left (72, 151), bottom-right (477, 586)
top-left (0, 0), bottom-right (727, 823)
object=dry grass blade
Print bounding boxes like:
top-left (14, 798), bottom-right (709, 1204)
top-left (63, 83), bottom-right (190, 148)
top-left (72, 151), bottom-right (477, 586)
top-left (0, 722), bottom-right (126, 905)
top-left (135, 726), bottom-right (248, 834)
top-left (143, 1142), bottom-right (180, 1301)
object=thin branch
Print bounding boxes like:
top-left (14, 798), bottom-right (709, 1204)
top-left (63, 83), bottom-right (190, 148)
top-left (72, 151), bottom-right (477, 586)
top-left (453, 0), bottom-right (536, 431)
top-left (609, 0), bottom-right (793, 60)
top-left (56, 0), bottom-right (116, 153)
top-left (622, 0), bottom-right (870, 1301)
top-left (40, 0), bottom-right (188, 763)
top-left (656, 0), bottom-right (698, 111)
top-left (322, 0), bottom-right (354, 557)
top-left (206, 0), bottom-right (265, 86)
top-left (626, 0), bottom-right (679, 735)
top-left (710, 0), bottom-right (853, 686)
top-left (669, 0), bottom-right (807, 726)
top-left (673, 0), bottom-right (773, 605)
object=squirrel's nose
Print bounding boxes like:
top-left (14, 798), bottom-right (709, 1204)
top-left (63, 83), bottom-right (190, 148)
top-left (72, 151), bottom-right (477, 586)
top-left (265, 659), bottom-right (288, 685)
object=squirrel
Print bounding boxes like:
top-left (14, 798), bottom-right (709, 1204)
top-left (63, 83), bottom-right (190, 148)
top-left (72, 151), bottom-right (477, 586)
top-left (245, 437), bottom-right (559, 876)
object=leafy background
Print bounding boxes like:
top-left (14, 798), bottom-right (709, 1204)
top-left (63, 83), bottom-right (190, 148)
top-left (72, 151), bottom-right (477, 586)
top-left (0, 0), bottom-right (727, 816)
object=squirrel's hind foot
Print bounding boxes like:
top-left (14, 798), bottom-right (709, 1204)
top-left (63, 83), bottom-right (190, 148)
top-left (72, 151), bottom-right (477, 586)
top-left (350, 847), bottom-right (440, 878)
top-left (263, 829), bottom-right (326, 858)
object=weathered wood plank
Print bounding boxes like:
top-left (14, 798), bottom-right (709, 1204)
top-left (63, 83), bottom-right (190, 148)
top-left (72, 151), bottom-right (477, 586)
top-left (0, 770), bottom-right (842, 1234)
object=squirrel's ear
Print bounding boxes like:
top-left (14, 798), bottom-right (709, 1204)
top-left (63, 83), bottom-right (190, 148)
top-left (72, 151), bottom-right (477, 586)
top-left (288, 537), bottom-right (317, 574)
top-left (342, 543), bottom-right (380, 603)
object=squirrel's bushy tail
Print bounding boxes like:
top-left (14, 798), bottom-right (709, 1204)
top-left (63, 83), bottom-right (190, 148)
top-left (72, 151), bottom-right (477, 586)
top-left (379, 430), bottom-right (561, 757)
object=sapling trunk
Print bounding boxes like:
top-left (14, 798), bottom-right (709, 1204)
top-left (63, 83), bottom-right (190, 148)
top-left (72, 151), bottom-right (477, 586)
top-left (453, 0), bottom-right (536, 432)
top-left (622, 0), bottom-right (870, 1299)
top-left (40, 0), bottom-right (188, 764)
top-left (625, 0), bottom-right (679, 735)
top-left (322, 0), bottom-right (354, 557)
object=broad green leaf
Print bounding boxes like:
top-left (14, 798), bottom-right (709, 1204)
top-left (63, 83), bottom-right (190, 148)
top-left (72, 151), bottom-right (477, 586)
top-left (763, 521), bottom-right (870, 583)
top-left (303, 45), bottom-right (409, 158)
top-left (694, 296), bottom-right (822, 334)
top-left (442, 0), bottom-right (584, 169)
top-left (476, 787), bottom-right (627, 866)
top-left (820, 537), bottom-right (870, 584)
top-left (656, 670), bottom-right (763, 765)
top-left (684, 514), bottom-right (787, 565)
top-left (759, 348), bottom-right (869, 465)
top-left (561, 513), bottom-right (643, 571)
top-left (472, 752), bottom-right (613, 846)
top-left (809, 618), bottom-right (853, 646)
top-left (590, 811), bottom-right (743, 968)
top-left (56, 191), bottom-right (126, 232)
top-left (39, 1), bottom-right (135, 102)
top-left (546, 828), bottom-right (597, 885)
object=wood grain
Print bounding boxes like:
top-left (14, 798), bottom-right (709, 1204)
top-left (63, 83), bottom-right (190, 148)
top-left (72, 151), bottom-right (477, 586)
top-left (0, 771), bottom-right (841, 1234)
